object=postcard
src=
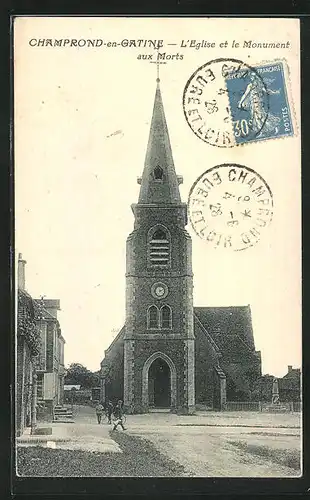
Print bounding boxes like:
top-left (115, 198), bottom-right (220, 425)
top-left (14, 17), bottom-right (301, 480)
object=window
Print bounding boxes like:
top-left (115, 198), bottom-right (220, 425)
top-left (147, 305), bottom-right (172, 330)
top-left (149, 227), bottom-right (170, 266)
top-left (153, 165), bottom-right (164, 180)
top-left (161, 305), bottom-right (172, 329)
top-left (59, 340), bottom-right (64, 365)
top-left (38, 323), bottom-right (47, 371)
top-left (148, 305), bottom-right (159, 329)
top-left (37, 374), bottom-right (44, 400)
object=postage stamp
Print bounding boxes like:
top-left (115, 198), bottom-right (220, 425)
top-left (183, 58), bottom-right (294, 147)
top-left (226, 60), bottom-right (294, 144)
top-left (188, 164), bottom-right (273, 251)
top-left (183, 58), bottom-right (269, 148)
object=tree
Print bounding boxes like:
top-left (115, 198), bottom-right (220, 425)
top-left (64, 363), bottom-right (99, 389)
top-left (250, 374), bottom-right (275, 402)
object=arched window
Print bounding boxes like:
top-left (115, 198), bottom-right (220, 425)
top-left (147, 305), bottom-right (159, 329)
top-left (161, 305), bottom-right (172, 329)
top-left (153, 165), bottom-right (164, 180)
top-left (149, 226), bottom-right (170, 266)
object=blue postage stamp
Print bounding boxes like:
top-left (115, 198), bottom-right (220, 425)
top-left (225, 61), bottom-right (294, 145)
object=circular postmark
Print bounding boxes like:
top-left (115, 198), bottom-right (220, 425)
top-left (188, 164), bottom-right (273, 251)
top-left (183, 58), bottom-right (269, 148)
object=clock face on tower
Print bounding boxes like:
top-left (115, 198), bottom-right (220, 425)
top-left (151, 282), bottom-right (169, 299)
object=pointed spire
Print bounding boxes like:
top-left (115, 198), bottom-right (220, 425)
top-left (138, 80), bottom-right (182, 205)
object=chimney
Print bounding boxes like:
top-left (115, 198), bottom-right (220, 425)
top-left (288, 365), bottom-right (293, 373)
top-left (18, 253), bottom-right (26, 290)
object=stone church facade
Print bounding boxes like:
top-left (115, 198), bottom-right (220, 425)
top-left (100, 79), bottom-right (261, 414)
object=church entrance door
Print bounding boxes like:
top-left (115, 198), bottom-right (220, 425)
top-left (148, 357), bottom-right (171, 408)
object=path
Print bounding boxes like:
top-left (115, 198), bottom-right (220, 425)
top-left (20, 405), bottom-right (301, 477)
top-left (124, 411), bottom-right (301, 477)
top-left (18, 405), bottom-right (121, 453)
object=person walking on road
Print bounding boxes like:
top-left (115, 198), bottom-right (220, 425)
top-left (95, 402), bottom-right (104, 424)
top-left (112, 400), bottom-right (127, 431)
top-left (107, 400), bottom-right (114, 424)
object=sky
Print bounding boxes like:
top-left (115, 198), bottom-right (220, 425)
top-left (14, 17), bottom-right (301, 377)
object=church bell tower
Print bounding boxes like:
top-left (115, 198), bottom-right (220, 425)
top-left (123, 78), bottom-right (195, 414)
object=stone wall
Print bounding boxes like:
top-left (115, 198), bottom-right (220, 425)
top-left (194, 323), bottom-right (222, 408)
top-left (16, 338), bottom-right (33, 436)
top-left (103, 338), bottom-right (125, 404)
top-left (46, 322), bottom-right (54, 371)
top-left (16, 338), bottom-right (25, 436)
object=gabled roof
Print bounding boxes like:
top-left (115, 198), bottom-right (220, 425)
top-left (33, 299), bottom-right (65, 342)
top-left (41, 299), bottom-right (60, 310)
top-left (193, 313), bottom-right (221, 356)
top-left (282, 368), bottom-right (301, 380)
top-left (216, 334), bottom-right (255, 360)
top-left (101, 326), bottom-right (125, 365)
top-left (34, 299), bottom-right (60, 320)
top-left (18, 288), bottom-right (35, 318)
top-left (18, 288), bottom-right (34, 305)
top-left (33, 300), bottom-right (56, 320)
top-left (279, 368), bottom-right (301, 390)
top-left (194, 306), bottom-right (255, 350)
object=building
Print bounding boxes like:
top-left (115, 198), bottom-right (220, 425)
top-left (34, 297), bottom-right (66, 417)
top-left (99, 79), bottom-right (261, 413)
top-left (16, 254), bottom-right (65, 430)
top-left (16, 255), bottom-right (41, 436)
top-left (278, 365), bottom-right (301, 403)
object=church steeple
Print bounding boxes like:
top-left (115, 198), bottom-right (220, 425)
top-left (138, 79), bottom-right (182, 205)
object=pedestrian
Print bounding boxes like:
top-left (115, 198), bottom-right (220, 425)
top-left (112, 400), bottom-right (127, 431)
top-left (107, 400), bottom-right (114, 424)
top-left (95, 401), bottom-right (104, 424)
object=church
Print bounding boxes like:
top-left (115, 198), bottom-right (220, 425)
top-left (99, 77), bottom-right (262, 414)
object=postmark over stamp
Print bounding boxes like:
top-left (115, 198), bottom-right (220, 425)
top-left (183, 58), bottom-right (269, 148)
top-left (188, 164), bottom-right (273, 251)
top-left (226, 60), bottom-right (294, 144)
top-left (183, 58), bottom-right (294, 147)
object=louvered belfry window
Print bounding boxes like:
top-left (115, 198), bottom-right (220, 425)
top-left (149, 228), bottom-right (170, 266)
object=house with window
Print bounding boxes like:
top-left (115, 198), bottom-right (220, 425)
top-left (99, 79), bottom-right (261, 413)
top-left (278, 365), bottom-right (301, 403)
top-left (34, 298), bottom-right (66, 418)
top-left (16, 253), bottom-right (65, 427)
top-left (16, 254), bottom-right (41, 436)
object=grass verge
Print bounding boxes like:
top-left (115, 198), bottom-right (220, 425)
top-left (16, 431), bottom-right (186, 477)
top-left (229, 440), bottom-right (301, 472)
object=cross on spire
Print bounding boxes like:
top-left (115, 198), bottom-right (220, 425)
top-left (137, 56), bottom-right (181, 205)
top-left (150, 47), bottom-right (166, 85)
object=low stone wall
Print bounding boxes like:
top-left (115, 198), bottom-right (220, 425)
top-left (196, 401), bottom-right (302, 412)
top-left (225, 402), bottom-right (260, 412)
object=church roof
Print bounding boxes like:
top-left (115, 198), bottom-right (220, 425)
top-left (216, 334), bottom-right (255, 361)
top-left (194, 306), bottom-right (255, 351)
top-left (193, 313), bottom-right (221, 355)
top-left (102, 325), bottom-right (125, 362)
top-left (138, 79), bottom-right (182, 205)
